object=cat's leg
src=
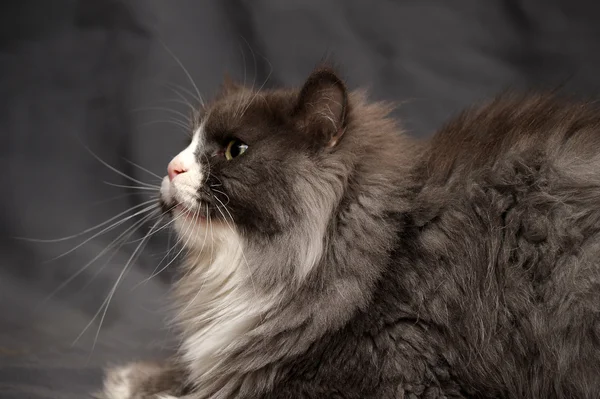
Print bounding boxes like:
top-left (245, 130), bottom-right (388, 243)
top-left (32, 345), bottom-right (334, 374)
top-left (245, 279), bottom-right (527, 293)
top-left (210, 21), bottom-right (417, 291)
top-left (97, 360), bottom-right (188, 399)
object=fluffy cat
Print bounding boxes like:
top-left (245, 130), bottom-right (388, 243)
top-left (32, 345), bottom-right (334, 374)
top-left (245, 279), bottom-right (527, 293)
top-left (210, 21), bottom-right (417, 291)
top-left (100, 66), bottom-right (600, 398)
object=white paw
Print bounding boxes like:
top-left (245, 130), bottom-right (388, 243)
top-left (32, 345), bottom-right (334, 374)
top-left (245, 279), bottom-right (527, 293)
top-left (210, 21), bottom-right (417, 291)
top-left (102, 364), bottom-right (138, 399)
top-left (99, 361), bottom-right (182, 399)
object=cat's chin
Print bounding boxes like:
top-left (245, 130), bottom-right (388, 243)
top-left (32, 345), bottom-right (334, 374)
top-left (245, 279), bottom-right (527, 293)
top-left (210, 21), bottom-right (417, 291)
top-left (173, 204), bottom-right (207, 223)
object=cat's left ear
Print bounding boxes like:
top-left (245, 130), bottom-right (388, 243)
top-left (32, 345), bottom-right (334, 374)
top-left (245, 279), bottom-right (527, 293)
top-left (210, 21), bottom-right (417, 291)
top-left (294, 67), bottom-right (349, 148)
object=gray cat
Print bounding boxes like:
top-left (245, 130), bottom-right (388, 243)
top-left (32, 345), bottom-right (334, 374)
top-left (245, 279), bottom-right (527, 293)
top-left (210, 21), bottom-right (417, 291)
top-left (99, 66), bottom-right (600, 398)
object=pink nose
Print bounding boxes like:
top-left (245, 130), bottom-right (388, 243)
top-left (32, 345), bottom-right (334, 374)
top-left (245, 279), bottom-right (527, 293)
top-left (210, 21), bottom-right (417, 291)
top-left (167, 158), bottom-right (187, 181)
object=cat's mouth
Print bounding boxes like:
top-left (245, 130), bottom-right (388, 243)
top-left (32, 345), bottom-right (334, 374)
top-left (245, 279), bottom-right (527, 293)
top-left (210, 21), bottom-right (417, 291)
top-left (160, 175), bottom-right (225, 225)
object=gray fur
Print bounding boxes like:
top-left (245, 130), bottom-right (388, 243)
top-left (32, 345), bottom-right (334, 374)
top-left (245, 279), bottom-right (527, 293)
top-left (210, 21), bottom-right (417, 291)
top-left (101, 70), bottom-right (600, 398)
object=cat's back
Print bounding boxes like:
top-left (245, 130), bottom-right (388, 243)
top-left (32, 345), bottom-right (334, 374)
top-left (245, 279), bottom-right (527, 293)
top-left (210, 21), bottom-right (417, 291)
top-left (403, 93), bottom-right (600, 398)
top-left (423, 93), bottom-right (600, 184)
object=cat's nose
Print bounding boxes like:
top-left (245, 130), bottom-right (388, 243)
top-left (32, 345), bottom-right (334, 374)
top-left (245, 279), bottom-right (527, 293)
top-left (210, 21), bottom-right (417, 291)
top-left (167, 157), bottom-right (188, 181)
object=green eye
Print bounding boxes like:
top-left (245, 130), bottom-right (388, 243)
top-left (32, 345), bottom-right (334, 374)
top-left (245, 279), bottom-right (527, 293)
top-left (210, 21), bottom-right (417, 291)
top-left (225, 139), bottom-right (248, 161)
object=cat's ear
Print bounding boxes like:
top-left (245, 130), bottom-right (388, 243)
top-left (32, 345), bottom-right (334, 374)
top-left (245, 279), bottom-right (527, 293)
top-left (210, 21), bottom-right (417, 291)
top-left (294, 67), bottom-right (349, 148)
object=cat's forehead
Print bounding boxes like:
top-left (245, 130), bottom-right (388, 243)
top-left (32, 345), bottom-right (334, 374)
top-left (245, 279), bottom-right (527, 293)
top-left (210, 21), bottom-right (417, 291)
top-left (202, 89), bottom-right (297, 143)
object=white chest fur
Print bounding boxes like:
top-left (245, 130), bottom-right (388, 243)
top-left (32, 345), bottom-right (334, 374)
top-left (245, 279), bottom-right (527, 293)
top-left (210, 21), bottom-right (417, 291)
top-left (174, 226), bottom-right (267, 383)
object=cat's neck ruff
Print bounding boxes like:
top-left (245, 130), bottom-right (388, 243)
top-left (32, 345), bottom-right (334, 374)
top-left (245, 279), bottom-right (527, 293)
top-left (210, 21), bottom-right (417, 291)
top-left (172, 222), bottom-right (271, 385)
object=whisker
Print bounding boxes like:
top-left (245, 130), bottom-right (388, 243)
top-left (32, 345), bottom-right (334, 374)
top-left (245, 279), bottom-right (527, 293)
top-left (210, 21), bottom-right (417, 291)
top-left (130, 106), bottom-right (191, 126)
top-left (243, 35), bottom-right (257, 98)
top-left (84, 216), bottom-right (165, 355)
top-left (158, 38), bottom-right (205, 108)
top-left (162, 82), bottom-right (202, 110)
top-left (74, 212), bottom-right (162, 296)
top-left (176, 203), bottom-right (211, 316)
top-left (84, 192), bottom-right (144, 208)
top-left (152, 207), bottom-right (199, 276)
top-left (162, 83), bottom-right (196, 104)
top-left (240, 60), bottom-right (273, 119)
top-left (211, 189), bottom-right (230, 206)
top-left (160, 97), bottom-right (196, 114)
top-left (103, 182), bottom-right (159, 191)
top-left (127, 203), bottom-right (182, 246)
top-left (208, 172), bottom-right (223, 187)
top-left (121, 158), bottom-right (163, 181)
top-left (151, 206), bottom-right (201, 294)
top-left (120, 215), bottom-right (177, 245)
top-left (238, 41), bottom-right (247, 90)
top-left (212, 195), bottom-right (236, 228)
top-left (241, 35), bottom-right (258, 92)
top-left (139, 118), bottom-right (191, 132)
top-left (81, 143), bottom-right (158, 189)
top-left (43, 210), bottom-right (160, 305)
top-left (235, 41), bottom-right (248, 121)
top-left (132, 209), bottom-right (196, 288)
top-left (16, 199), bottom-right (158, 243)
top-left (46, 203), bottom-right (159, 261)
top-left (159, 84), bottom-right (199, 125)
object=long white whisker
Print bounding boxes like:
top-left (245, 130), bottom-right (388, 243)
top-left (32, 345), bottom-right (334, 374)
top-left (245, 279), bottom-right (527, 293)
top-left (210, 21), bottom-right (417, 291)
top-left (238, 41), bottom-right (247, 90)
top-left (157, 207), bottom-right (201, 296)
top-left (130, 106), bottom-right (191, 126)
top-left (160, 97), bottom-right (196, 114)
top-left (240, 63), bottom-right (272, 119)
top-left (84, 216), bottom-right (164, 354)
top-left (139, 118), bottom-right (191, 132)
top-left (84, 192), bottom-right (143, 209)
top-left (121, 210), bottom-right (180, 245)
top-left (149, 207), bottom-right (198, 280)
top-left (74, 213), bottom-right (161, 296)
top-left (44, 211), bottom-right (159, 305)
top-left (103, 182), bottom-right (159, 191)
top-left (162, 83), bottom-right (196, 105)
top-left (46, 203), bottom-right (159, 261)
top-left (158, 38), bottom-right (205, 108)
top-left (122, 158), bottom-right (163, 180)
top-left (132, 209), bottom-right (195, 289)
top-left (211, 189), bottom-right (230, 206)
top-left (16, 200), bottom-right (158, 243)
top-left (242, 35), bottom-right (258, 92)
top-left (177, 204), bottom-right (211, 316)
top-left (163, 82), bottom-right (202, 109)
top-left (81, 143), bottom-right (157, 189)
top-left (159, 84), bottom-right (199, 124)
top-left (234, 41), bottom-right (248, 120)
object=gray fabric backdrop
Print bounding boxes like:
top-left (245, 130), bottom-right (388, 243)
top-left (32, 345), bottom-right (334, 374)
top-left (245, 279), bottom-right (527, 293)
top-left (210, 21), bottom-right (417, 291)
top-left (2, 1), bottom-right (600, 397)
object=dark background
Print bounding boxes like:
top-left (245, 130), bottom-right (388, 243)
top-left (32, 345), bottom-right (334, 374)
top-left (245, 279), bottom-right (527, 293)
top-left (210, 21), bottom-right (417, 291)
top-left (2, 1), bottom-right (600, 397)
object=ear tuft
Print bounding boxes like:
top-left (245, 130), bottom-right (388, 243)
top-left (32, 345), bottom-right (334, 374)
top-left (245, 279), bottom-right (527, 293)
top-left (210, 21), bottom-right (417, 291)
top-left (220, 72), bottom-right (243, 96)
top-left (295, 66), bottom-right (349, 148)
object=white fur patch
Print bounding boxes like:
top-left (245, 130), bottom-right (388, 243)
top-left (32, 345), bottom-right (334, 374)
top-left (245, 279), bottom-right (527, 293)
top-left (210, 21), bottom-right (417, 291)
top-left (161, 123), bottom-right (206, 217)
top-left (175, 225), bottom-right (268, 383)
top-left (101, 363), bottom-right (183, 399)
top-left (101, 365), bottom-right (135, 399)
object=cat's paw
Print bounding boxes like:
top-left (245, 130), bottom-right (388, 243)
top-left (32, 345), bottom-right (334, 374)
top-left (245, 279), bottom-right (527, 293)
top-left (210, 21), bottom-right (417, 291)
top-left (99, 362), bottom-right (181, 399)
top-left (101, 364), bottom-right (136, 398)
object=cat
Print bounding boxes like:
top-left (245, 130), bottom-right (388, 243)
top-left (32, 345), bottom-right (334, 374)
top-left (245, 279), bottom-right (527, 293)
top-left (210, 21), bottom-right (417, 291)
top-left (99, 66), bottom-right (600, 398)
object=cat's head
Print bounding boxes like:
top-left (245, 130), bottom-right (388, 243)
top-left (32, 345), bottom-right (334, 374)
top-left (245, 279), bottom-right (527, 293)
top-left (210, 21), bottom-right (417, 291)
top-left (159, 66), bottom-right (355, 283)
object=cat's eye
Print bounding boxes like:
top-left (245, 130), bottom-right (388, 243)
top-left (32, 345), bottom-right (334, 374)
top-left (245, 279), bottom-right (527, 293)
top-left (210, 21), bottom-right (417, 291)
top-left (225, 139), bottom-right (248, 161)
